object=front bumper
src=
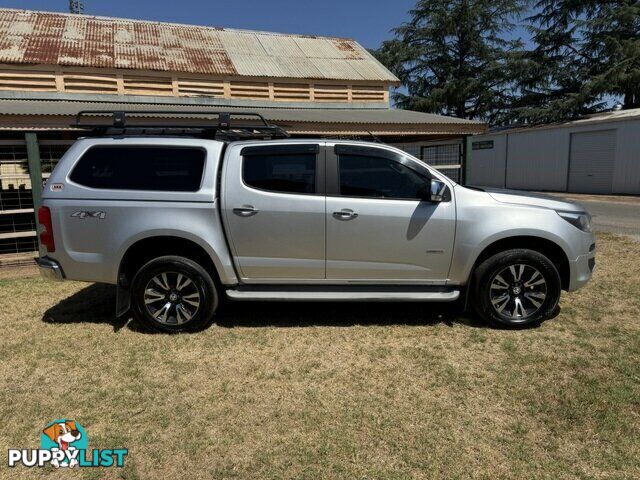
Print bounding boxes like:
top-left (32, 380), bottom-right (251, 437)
top-left (36, 256), bottom-right (65, 281)
top-left (568, 243), bottom-right (596, 291)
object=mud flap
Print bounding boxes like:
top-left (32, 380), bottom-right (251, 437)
top-left (116, 273), bottom-right (131, 317)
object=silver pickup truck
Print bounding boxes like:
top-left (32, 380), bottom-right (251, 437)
top-left (36, 113), bottom-right (595, 332)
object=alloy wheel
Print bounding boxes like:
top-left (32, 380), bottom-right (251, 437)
top-left (489, 264), bottom-right (547, 321)
top-left (143, 272), bottom-right (201, 325)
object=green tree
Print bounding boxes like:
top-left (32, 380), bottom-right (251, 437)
top-left (374, 0), bottom-right (526, 124)
top-left (514, 0), bottom-right (640, 123)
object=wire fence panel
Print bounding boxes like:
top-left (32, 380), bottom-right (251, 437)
top-left (0, 188), bottom-right (34, 211)
top-left (0, 142), bottom-right (71, 255)
top-left (421, 143), bottom-right (462, 167)
top-left (393, 141), bottom-right (464, 182)
top-left (0, 235), bottom-right (38, 255)
top-left (435, 168), bottom-right (462, 183)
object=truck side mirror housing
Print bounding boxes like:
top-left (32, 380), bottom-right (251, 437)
top-left (429, 179), bottom-right (447, 202)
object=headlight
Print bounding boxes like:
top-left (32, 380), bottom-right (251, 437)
top-left (557, 211), bottom-right (592, 232)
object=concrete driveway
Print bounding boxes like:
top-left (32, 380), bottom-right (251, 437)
top-left (551, 193), bottom-right (640, 241)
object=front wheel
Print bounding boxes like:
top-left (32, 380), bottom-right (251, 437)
top-left (131, 256), bottom-right (218, 332)
top-left (472, 249), bottom-right (561, 328)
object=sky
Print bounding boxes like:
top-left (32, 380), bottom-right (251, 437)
top-left (1, 0), bottom-right (418, 49)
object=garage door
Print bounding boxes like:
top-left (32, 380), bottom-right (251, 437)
top-left (568, 130), bottom-right (616, 194)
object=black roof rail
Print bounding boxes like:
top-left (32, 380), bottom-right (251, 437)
top-left (71, 110), bottom-right (290, 140)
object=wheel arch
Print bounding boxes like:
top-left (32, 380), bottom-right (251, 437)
top-left (115, 234), bottom-right (226, 316)
top-left (470, 236), bottom-right (571, 291)
top-left (119, 235), bottom-right (221, 285)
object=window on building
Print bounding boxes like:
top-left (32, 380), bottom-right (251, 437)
top-left (70, 146), bottom-right (206, 191)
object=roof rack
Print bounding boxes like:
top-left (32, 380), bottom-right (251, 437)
top-left (72, 110), bottom-right (290, 140)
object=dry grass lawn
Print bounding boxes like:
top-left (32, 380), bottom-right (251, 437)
top-left (1, 232), bottom-right (639, 479)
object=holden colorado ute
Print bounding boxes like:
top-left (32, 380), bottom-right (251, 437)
top-left (36, 112), bottom-right (595, 332)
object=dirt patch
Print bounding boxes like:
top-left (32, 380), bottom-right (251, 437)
top-left (0, 264), bottom-right (38, 280)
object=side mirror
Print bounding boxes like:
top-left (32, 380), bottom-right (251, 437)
top-left (429, 179), bottom-right (447, 202)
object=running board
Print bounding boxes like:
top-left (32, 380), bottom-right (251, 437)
top-left (225, 286), bottom-right (460, 302)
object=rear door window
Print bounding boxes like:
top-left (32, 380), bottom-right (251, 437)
top-left (241, 144), bottom-right (319, 195)
top-left (70, 146), bottom-right (206, 191)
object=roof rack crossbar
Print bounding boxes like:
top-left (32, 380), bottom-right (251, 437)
top-left (72, 110), bottom-right (290, 139)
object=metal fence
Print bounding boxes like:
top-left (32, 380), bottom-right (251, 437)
top-left (392, 141), bottom-right (464, 183)
top-left (420, 143), bottom-right (463, 182)
top-left (0, 140), bottom-right (73, 255)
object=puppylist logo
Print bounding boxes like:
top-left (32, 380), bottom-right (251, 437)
top-left (7, 419), bottom-right (127, 469)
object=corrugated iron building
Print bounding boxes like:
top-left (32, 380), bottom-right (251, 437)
top-left (469, 109), bottom-right (640, 195)
top-left (0, 8), bottom-right (485, 260)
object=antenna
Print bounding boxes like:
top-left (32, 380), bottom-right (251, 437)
top-left (366, 130), bottom-right (383, 143)
top-left (69, 0), bottom-right (84, 14)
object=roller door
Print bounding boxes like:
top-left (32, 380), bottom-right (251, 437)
top-left (568, 130), bottom-right (616, 194)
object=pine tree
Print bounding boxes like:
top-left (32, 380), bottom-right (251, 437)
top-left (374, 0), bottom-right (526, 124)
top-left (584, 1), bottom-right (640, 109)
top-left (514, 0), bottom-right (640, 123)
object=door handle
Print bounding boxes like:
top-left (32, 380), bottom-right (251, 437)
top-left (233, 206), bottom-right (258, 216)
top-left (333, 209), bottom-right (358, 220)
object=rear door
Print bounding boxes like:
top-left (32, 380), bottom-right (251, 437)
top-left (222, 143), bottom-right (325, 282)
top-left (325, 143), bottom-right (456, 283)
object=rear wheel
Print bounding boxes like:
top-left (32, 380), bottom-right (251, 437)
top-left (131, 255), bottom-right (218, 332)
top-left (472, 249), bottom-right (561, 328)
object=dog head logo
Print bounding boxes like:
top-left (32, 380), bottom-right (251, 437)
top-left (40, 419), bottom-right (88, 468)
top-left (42, 421), bottom-right (82, 450)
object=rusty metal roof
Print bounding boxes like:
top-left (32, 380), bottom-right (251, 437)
top-left (0, 8), bottom-right (399, 83)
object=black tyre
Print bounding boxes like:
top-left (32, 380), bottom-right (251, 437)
top-left (131, 255), bottom-right (218, 332)
top-left (472, 249), bottom-right (561, 328)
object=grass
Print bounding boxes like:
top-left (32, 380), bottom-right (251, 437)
top-left (1, 232), bottom-right (639, 479)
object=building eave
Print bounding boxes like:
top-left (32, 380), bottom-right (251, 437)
top-left (0, 96), bottom-right (487, 136)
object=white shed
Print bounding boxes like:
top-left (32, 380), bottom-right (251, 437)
top-left (469, 108), bottom-right (640, 195)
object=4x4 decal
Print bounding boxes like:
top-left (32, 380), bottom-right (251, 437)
top-left (71, 211), bottom-right (106, 219)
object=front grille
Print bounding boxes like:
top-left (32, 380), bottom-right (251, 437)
top-left (588, 258), bottom-right (595, 272)
top-left (589, 243), bottom-right (596, 252)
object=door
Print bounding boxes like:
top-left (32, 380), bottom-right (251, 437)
top-left (568, 130), bottom-right (616, 194)
top-left (222, 143), bottom-right (325, 281)
top-left (325, 144), bottom-right (456, 283)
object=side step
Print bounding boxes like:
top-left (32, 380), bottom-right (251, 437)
top-left (225, 285), bottom-right (460, 302)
